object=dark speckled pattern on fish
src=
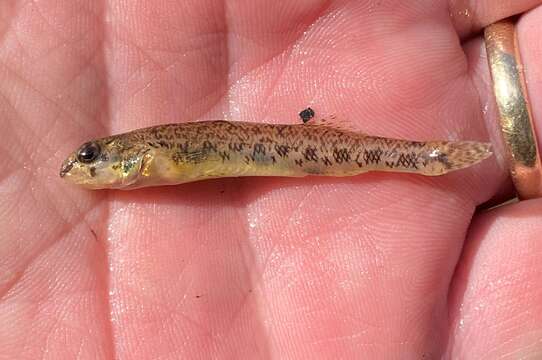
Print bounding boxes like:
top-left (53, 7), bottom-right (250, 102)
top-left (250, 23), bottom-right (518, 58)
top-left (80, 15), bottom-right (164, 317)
top-left (60, 120), bottom-right (493, 190)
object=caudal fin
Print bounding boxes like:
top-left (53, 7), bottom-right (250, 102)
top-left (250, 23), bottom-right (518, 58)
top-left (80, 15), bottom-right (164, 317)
top-left (439, 141), bottom-right (493, 172)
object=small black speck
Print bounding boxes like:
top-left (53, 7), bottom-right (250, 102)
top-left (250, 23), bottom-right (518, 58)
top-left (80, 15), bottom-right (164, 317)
top-left (89, 167), bottom-right (96, 177)
top-left (299, 107), bottom-right (315, 123)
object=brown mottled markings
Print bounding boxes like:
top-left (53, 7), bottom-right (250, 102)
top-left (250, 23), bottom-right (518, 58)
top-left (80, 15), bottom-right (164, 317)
top-left (253, 143), bottom-right (266, 156)
top-left (202, 140), bottom-right (217, 153)
top-left (219, 151), bottom-right (230, 162)
top-left (363, 149), bottom-right (383, 165)
top-left (259, 136), bottom-right (274, 143)
top-left (355, 153), bottom-right (364, 168)
top-left (229, 142), bottom-right (245, 152)
top-left (158, 140), bottom-right (170, 149)
top-left (91, 120), bottom-right (492, 188)
top-left (304, 146), bottom-right (319, 162)
top-left (275, 144), bottom-right (290, 157)
top-left (395, 153), bottom-right (418, 169)
top-left (178, 142), bottom-right (189, 152)
top-left (276, 125), bottom-right (287, 137)
top-left (173, 127), bottom-right (183, 138)
top-left (251, 127), bottom-right (262, 135)
top-left (333, 148), bottom-right (350, 163)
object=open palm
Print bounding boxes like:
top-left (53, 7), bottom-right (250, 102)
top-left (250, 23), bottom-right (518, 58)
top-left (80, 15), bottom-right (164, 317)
top-left (2, 1), bottom-right (542, 358)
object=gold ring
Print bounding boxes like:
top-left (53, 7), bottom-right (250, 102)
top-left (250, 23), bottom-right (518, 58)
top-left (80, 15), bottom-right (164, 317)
top-left (484, 19), bottom-right (542, 200)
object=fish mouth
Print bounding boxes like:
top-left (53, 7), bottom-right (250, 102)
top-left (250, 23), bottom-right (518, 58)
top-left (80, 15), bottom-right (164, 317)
top-left (59, 159), bottom-right (75, 178)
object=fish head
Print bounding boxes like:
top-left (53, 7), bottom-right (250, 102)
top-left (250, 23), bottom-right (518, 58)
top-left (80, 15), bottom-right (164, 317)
top-left (60, 136), bottom-right (151, 189)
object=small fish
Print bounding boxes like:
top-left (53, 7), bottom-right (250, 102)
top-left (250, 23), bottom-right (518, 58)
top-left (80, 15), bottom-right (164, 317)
top-left (59, 118), bottom-right (492, 190)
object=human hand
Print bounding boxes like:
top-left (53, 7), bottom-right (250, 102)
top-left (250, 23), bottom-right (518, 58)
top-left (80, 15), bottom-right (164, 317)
top-left (1, 1), bottom-right (542, 358)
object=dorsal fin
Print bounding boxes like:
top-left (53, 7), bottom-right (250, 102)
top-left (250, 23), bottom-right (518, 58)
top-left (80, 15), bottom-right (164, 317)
top-left (304, 115), bottom-right (364, 134)
top-left (297, 107), bottom-right (365, 134)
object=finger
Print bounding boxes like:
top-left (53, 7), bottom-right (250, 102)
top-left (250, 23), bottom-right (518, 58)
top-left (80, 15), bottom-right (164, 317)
top-left (463, 6), bottom-right (542, 202)
top-left (450, 0), bottom-right (542, 39)
top-left (447, 199), bottom-right (542, 357)
top-left (518, 7), bottom-right (542, 144)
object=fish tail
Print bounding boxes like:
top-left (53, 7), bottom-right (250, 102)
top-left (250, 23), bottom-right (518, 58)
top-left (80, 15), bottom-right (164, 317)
top-left (424, 140), bottom-right (493, 175)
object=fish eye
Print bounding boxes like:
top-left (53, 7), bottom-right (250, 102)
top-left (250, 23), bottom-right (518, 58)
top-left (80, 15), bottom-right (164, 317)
top-left (77, 142), bottom-right (101, 163)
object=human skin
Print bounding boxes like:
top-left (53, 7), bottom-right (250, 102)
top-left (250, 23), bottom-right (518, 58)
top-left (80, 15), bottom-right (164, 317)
top-left (1, 0), bottom-right (542, 358)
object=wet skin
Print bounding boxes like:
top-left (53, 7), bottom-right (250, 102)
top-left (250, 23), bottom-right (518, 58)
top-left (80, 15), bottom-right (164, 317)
top-left (2, 1), bottom-right (542, 358)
